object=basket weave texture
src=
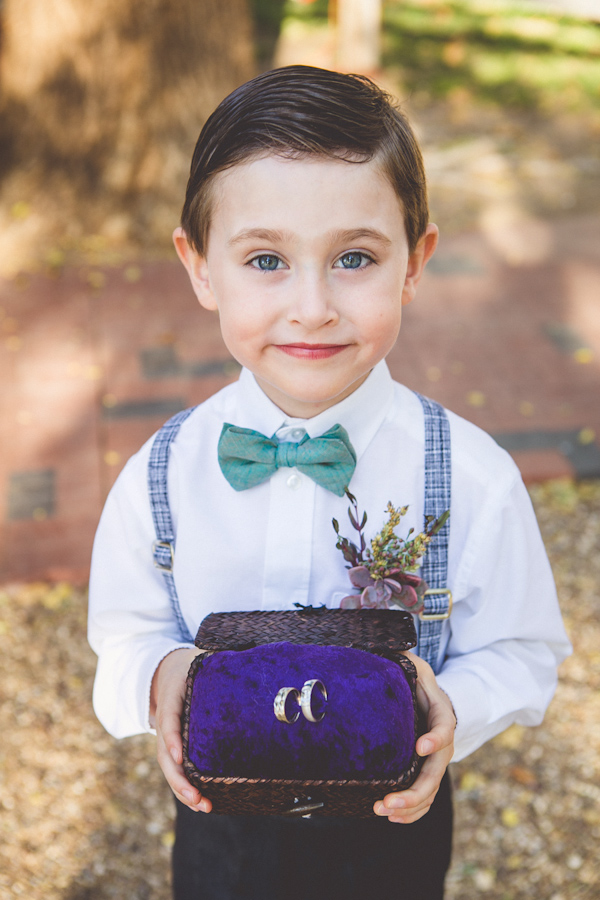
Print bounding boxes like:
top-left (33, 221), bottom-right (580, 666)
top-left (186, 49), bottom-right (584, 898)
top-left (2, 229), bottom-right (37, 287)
top-left (182, 608), bottom-right (424, 817)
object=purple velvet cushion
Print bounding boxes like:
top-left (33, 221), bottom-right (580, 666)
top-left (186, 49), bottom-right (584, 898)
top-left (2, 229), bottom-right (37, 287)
top-left (187, 642), bottom-right (416, 781)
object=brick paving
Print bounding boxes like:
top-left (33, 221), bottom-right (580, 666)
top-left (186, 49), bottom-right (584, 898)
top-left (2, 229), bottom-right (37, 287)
top-left (1, 213), bottom-right (599, 582)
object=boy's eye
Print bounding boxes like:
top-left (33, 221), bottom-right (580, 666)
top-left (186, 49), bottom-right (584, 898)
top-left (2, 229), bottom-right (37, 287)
top-left (335, 252), bottom-right (373, 270)
top-left (250, 254), bottom-right (284, 271)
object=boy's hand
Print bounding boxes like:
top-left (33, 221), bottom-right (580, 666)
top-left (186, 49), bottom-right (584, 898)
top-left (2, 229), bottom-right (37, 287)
top-left (151, 648), bottom-right (213, 814)
top-left (374, 652), bottom-right (456, 824)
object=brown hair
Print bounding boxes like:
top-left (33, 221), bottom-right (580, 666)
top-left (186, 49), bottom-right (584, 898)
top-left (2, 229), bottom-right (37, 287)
top-left (181, 65), bottom-right (428, 254)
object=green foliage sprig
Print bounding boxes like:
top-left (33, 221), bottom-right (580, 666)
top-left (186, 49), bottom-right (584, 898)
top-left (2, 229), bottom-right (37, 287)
top-left (333, 490), bottom-right (449, 612)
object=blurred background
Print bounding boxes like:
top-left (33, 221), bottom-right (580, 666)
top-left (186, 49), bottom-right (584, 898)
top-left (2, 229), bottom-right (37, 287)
top-left (0, 1), bottom-right (599, 897)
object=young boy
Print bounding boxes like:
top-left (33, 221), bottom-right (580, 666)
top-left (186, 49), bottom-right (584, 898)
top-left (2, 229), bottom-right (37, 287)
top-left (88, 66), bottom-right (570, 900)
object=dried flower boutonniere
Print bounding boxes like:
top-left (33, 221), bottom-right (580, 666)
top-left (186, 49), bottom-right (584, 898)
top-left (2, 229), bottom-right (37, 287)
top-left (333, 490), bottom-right (449, 614)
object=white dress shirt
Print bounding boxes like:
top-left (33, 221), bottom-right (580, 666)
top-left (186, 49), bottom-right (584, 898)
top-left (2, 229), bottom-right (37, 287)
top-left (88, 361), bottom-right (571, 760)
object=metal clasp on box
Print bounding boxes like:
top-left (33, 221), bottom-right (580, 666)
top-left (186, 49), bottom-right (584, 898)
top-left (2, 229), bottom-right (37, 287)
top-left (419, 588), bottom-right (453, 621)
top-left (152, 540), bottom-right (174, 573)
top-left (282, 797), bottom-right (325, 818)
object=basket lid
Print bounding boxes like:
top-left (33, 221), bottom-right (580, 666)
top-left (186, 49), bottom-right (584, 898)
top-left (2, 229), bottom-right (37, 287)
top-left (195, 607), bottom-right (417, 653)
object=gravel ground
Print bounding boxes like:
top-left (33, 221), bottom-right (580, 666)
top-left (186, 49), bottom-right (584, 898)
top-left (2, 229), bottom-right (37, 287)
top-left (1, 478), bottom-right (598, 899)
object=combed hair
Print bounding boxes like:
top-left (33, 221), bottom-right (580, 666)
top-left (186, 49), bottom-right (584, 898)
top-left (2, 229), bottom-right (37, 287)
top-left (181, 65), bottom-right (428, 253)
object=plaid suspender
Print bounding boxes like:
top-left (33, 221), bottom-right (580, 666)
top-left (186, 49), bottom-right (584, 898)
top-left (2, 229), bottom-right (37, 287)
top-left (148, 407), bottom-right (196, 643)
top-left (147, 395), bottom-right (452, 664)
top-left (415, 393), bottom-right (452, 673)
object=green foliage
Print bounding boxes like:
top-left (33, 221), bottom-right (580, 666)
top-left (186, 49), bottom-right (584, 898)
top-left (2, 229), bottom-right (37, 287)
top-left (333, 489), bottom-right (449, 579)
top-left (382, 0), bottom-right (600, 113)
top-left (280, 0), bottom-right (329, 22)
top-left (272, 0), bottom-right (600, 113)
top-left (248, 0), bottom-right (288, 67)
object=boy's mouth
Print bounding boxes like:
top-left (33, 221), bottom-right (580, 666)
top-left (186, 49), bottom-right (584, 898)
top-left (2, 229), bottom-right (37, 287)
top-left (276, 343), bottom-right (348, 360)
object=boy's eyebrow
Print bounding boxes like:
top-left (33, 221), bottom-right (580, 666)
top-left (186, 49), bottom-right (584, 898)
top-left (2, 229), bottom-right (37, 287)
top-left (228, 227), bottom-right (393, 247)
top-left (330, 228), bottom-right (392, 247)
top-left (228, 228), bottom-right (291, 246)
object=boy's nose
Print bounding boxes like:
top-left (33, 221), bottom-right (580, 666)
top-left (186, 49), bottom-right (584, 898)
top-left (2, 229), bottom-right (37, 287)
top-left (287, 275), bottom-right (339, 329)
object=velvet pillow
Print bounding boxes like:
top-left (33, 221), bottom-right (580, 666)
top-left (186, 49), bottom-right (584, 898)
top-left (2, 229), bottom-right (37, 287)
top-left (186, 641), bottom-right (416, 781)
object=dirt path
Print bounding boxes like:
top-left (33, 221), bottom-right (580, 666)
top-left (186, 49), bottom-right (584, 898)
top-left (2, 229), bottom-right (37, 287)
top-left (1, 479), bottom-right (598, 899)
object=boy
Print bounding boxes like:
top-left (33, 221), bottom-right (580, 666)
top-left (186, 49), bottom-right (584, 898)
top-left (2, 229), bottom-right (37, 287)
top-left (88, 66), bottom-right (570, 899)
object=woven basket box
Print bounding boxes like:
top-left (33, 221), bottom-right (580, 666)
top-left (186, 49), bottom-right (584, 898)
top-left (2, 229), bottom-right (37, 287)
top-left (182, 608), bottom-right (423, 817)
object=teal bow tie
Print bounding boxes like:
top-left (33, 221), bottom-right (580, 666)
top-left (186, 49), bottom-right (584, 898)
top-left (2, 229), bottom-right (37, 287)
top-left (217, 423), bottom-right (356, 496)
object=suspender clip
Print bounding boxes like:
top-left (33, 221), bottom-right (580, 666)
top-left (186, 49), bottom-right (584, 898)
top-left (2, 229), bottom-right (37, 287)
top-left (419, 588), bottom-right (453, 621)
top-left (153, 540), bottom-right (174, 573)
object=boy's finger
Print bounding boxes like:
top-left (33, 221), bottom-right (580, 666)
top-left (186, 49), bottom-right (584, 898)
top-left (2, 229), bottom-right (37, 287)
top-left (375, 759), bottom-right (445, 816)
top-left (380, 783), bottom-right (435, 815)
top-left (416, 705), bottom-right (456, 757)
top-left (379, 747), bottom-right (450, 813)
top-left (174, 791), bottom-right (210, 813)
top-left (157, 732), bottom-right (212, 813)
top-left (164, 725), bottom-right (184, 765)
top-left (387, 806), bottom-right (435, 824)
top-left (374, 791), bottom-right (437, 822)
top-left (415, 724), bottom-right (453, 757)
top-left (156, 701), bottom-right (186, 763)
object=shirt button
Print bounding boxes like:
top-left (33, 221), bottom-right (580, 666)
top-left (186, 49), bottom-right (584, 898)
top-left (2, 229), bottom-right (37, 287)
top-left (290, 428), bottom-right (305, 441)
top-left (286, 473), bottom-right (302, 490)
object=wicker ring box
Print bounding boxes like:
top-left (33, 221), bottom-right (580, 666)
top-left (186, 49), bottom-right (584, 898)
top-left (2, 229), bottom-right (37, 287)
top-left (182, 608), bottom-right (423, 817)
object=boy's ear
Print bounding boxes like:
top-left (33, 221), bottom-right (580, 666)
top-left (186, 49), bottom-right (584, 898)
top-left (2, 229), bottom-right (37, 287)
top-left (173, 227), bottom-right (218, 311)
top-left (401, 224), bottom-right (439, 307)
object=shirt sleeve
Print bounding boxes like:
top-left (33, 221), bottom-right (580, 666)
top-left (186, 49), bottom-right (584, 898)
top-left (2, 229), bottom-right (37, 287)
top-left (87, 441), bottom-right (195, 739)
top-left (436, 471), bottom-right (572, 761)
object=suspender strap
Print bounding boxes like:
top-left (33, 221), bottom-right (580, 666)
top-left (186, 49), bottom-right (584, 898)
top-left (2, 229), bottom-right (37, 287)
top-left (148, 407), bottom-right (196, 643)
top-left (415, 393), bottom-right (452, 673)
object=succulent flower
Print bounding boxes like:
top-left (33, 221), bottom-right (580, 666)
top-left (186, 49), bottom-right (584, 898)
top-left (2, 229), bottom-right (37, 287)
top-left (334, 491), bottom-right (449, 614)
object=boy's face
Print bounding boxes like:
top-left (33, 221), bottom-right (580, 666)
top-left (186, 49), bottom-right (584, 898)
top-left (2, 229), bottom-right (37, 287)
top-left (175, 155), bottom-right (437, 418)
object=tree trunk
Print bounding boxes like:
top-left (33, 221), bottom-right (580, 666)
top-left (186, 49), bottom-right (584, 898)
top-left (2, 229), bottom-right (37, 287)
top-left (0, 0), bottom-right (254, 257)
top-left (336, 0), bottom-right (381, 73)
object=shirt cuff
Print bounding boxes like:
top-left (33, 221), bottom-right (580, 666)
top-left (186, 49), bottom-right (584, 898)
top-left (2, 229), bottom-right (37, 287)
top-left (144, 642), bottom-right (197, 734)
top-left (92, 638), bottom-right (195, 739)
top-left (435, 667), bottom-right (492, 762)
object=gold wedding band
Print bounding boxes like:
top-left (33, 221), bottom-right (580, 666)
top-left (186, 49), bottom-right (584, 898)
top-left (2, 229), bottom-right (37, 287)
top-left (299, 679), bottom-right (327, 723)
top-left (274, 687), bottom-right (301, 723)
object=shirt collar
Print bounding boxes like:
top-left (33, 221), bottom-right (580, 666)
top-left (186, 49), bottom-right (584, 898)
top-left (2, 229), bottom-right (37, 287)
top-left (233, 361), bottom-right (395, 460)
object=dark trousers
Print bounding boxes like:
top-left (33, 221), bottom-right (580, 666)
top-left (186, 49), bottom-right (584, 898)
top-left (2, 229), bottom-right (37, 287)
top-left (172, 772), bottom-right (453, 900)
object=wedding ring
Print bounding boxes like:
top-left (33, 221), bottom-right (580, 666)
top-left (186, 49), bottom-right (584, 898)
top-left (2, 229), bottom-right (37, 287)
top-left (274, 687), bottom-right (301, 724)
top-left (300, 679), bottom-right (327, 723)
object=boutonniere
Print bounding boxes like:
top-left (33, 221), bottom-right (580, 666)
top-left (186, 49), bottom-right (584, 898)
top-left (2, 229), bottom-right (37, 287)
top-left (333, 490), bottom-right (449, 614)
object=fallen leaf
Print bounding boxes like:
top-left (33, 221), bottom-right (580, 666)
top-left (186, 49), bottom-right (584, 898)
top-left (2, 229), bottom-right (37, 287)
top-left (573, 348), bottom-right (593, 364)
top-left (124, 265), bottom-right (142, 283)
top-left (11, 201), bottom-right (31, 220)
top-left (501, 807), bottom-right (520, 827)
top-left (578, 427), bottom-right (595, 445)
top-left (84, 364), bottom-right (103, 380)
top-left (87, 270), bottom-right (106, 290)
top-left (161, 830), bottom-right (175, 848)
top-left (460, 771), bottom-right (487, 791)
top-left (467, 390), bottom-right (486, 407)
top-left (43, 582), bottom-right (73, 610)
top-left (473, 868), bottom-right (496, 890)
top-left (509, 765), bottom-right (537, 787)
top-left (493, 723), bottom-right (525, 749)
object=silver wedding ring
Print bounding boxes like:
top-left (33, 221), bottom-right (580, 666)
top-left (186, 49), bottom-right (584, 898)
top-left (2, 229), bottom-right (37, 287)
top-left (274, 680), bottom-right (328, 723)
top-left (274, 687), bottom-right (301, 723)
top-left (300, 679), bottom-right (328, 723)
